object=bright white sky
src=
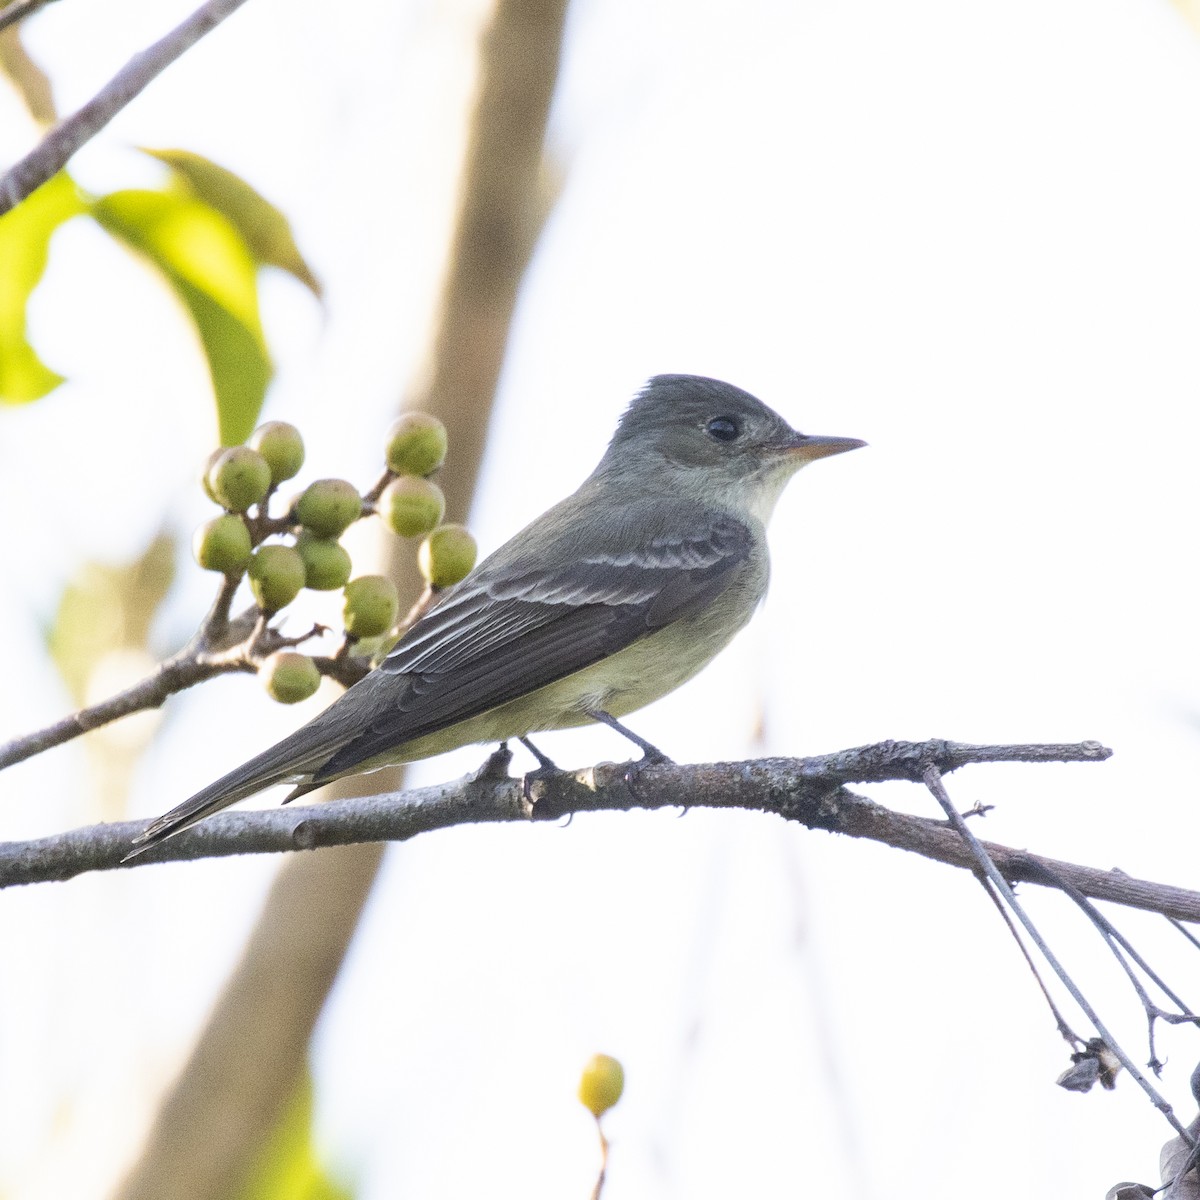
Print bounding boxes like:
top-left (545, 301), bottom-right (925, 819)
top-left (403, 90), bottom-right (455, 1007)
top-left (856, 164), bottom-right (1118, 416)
top-left (3, 0), bottom-right (1200, 1197)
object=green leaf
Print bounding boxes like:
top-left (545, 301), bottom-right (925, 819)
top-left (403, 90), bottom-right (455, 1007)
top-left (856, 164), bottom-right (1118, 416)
top-left (0, 171), bottom-right (86, 404)
top-left (91, 188), bottom-right (272, 445)
top-left (46, 531), bottom-right (176, 703)
top-left (239, 1074), bottom-right (354, 1200)
top-left (142, 148), bottom-right (322, 296)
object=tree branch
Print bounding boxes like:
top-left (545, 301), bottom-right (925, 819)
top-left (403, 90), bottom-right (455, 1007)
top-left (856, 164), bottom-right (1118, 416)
top-left (0, 652), bottom-right (241, 769)
top-left (922, 763), bottom-right (1194, 1144)
top-left (0, 607), bottom-right (368, 770)
top-left (0, 0), bottom-right (252, 215)
top-left (0, 0), bottom-right (59, 35)
top-left (10, 740), bottom-right (1192, 922)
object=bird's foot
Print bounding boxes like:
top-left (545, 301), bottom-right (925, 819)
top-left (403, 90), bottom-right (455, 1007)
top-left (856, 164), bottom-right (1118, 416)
top-left (519, 736), bottom-right (571, 818)
top-left (621, 745), bottom-right (674, 804)
top-left (580, 708), bottom-right (675, 805)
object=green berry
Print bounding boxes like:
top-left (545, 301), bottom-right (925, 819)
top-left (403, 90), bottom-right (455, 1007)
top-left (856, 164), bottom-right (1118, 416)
top-left (249, 421), bottom-right (305, 484)
top-left (381, 476), bottom-right (445, 538)
top-left (248, 544), bottom-right (306, 611)
top-left (192, 514), bottom-right (252, 575)
top-left (578, 1054), bottom-right (624, 1118)
top-left (209, 446), bottom-right (272, 513)
top-left (418, 524), bottom-right (477, 589)
top-left (295, 478), bottom-right (362, 538)
top-left (260, 651), bottom-right (321, 704)
top-left (342, 575), bottom-right (400, 639)
top-left (201, 448), bottom-right (225, 504)
top-left (385, 412), bottom-right (448, 477)
top-left (295, 531), bottom-right (352, 591)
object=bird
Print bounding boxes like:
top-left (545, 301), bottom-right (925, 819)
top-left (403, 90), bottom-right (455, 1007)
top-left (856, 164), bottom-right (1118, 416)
top-left (127, 374), bottom-right (864, 857)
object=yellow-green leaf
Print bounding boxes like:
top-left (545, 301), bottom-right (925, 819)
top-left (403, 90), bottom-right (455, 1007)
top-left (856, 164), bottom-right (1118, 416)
top-left (92, 189), bottom-right (272, 444)
top-left (143, 147), bottom-right (322, 296)
top-left (0, 171), bottom-right (86, 404)
top-left (238, 1074), bottom-right (354, 1200)
top-left (46, 531), bottom-right (176, 703)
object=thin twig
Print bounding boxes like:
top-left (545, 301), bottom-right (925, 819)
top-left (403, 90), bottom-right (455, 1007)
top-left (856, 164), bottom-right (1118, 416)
top-left (0, 0), bottom-right (252, 215)
top-left (200, 571), bottom-right (243, 643)
top-left (1025, 861), bottom-right (1200, 1073)
top-left (1038, 862), bottom-right (1199, 1021)
top-left (975, 873), bottom-right (1086, 1049)
top-left (590, 1118), bottom-right (610, 1200)
top-left (0, 615), bottom-right (352, 769)
top-left (360, 469), bottom-right (395, 508)
top-left (922, 763), bottom-right (1194, 1145)
top-left (0, 0), bottom-right (58, 35)
top-left (0, 650), bottom-right (245, 769)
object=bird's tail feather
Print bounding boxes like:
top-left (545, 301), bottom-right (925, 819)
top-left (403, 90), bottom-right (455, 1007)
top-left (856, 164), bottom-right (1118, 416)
top-left (122, 719), bottom-right (349, 861)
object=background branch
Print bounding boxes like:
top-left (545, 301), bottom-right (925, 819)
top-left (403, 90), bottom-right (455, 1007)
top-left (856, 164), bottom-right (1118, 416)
top-left (0, 24), bottom-right (57, 124)
top-left (0, 0), bottom-right (251, 215)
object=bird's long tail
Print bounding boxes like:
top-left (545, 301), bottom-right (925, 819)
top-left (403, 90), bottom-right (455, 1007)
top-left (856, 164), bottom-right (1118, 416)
top-left (122, 718), bottom-right (348, 861)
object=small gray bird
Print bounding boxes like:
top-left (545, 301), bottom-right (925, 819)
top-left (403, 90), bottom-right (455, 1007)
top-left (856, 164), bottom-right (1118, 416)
top-left (129, 375), bottom-right (863, 855)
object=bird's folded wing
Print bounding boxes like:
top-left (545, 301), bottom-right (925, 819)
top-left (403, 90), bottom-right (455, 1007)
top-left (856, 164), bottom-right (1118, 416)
top-left (312, 507), bottom-right (751, 779)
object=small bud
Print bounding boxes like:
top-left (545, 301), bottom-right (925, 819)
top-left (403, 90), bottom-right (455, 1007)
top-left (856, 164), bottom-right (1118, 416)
top-left (296, 479), bottom-right (363, 538)
top-left (192, 514), bottom-right (252, 575)
top-left (249, 421), bottom-right (305, 484)
top-left (248, 544), bottom-right (306, 612)
top-left (260, 651), bottom-right (321, 704)
top-left (578, 1054), bottom-right (624, 1118)
top-left (209, 446), bottom-right (272, 513)
top-left (381, 476), bottom-right (445, 538)
top-left (343, 575), bottom-right (401, 639)
top-left (295, 531), bottom-right (353, 591)
top-left (418, 524), bottom-right (477, 589)
top-left (385, 412), bottom-right (448, 477)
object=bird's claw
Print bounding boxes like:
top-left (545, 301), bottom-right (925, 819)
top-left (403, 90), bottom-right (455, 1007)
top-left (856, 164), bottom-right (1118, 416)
top-left (622, 747), bottom-right (674, 804)
top-left (523, 763), bottom-right (569, 818)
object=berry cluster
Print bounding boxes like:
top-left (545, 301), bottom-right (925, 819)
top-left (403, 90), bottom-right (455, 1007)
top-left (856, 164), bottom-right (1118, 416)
top-left (192, 415), bottom-right (477, 704)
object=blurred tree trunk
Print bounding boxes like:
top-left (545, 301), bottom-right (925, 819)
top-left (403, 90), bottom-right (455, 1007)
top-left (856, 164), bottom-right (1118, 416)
top-left (114, 2), bottom-right (569, 1197)
top-left (0, 27), bottom-right (57, 125)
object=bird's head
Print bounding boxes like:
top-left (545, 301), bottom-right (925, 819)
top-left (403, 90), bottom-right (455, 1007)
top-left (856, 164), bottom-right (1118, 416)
top-left (598, 374), bottom-right (865, 523)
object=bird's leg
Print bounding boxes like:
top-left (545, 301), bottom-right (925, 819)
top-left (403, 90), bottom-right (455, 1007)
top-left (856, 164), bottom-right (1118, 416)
top-left (585, 708), bottom-right (674, 803)
top-left (474, 741), bottom-right (514, 782)
top-left (519, 735), bottom-right (558, 771)
top-left (518, 735), bottom-right (570, 812)
top-left (584, 709), bottom-right (674, 765)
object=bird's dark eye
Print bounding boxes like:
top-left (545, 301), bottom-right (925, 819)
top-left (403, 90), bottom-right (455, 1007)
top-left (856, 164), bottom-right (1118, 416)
top-left (706, 416), bottom-right (741, 442)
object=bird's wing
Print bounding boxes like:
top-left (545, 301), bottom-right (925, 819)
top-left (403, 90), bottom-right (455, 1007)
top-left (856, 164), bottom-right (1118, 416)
top-left (311, 506), bottom-right (752, 780)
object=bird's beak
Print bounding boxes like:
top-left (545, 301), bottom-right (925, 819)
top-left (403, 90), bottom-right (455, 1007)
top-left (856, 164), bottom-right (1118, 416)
top-left (774, 432), bottom-right (867, 464)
